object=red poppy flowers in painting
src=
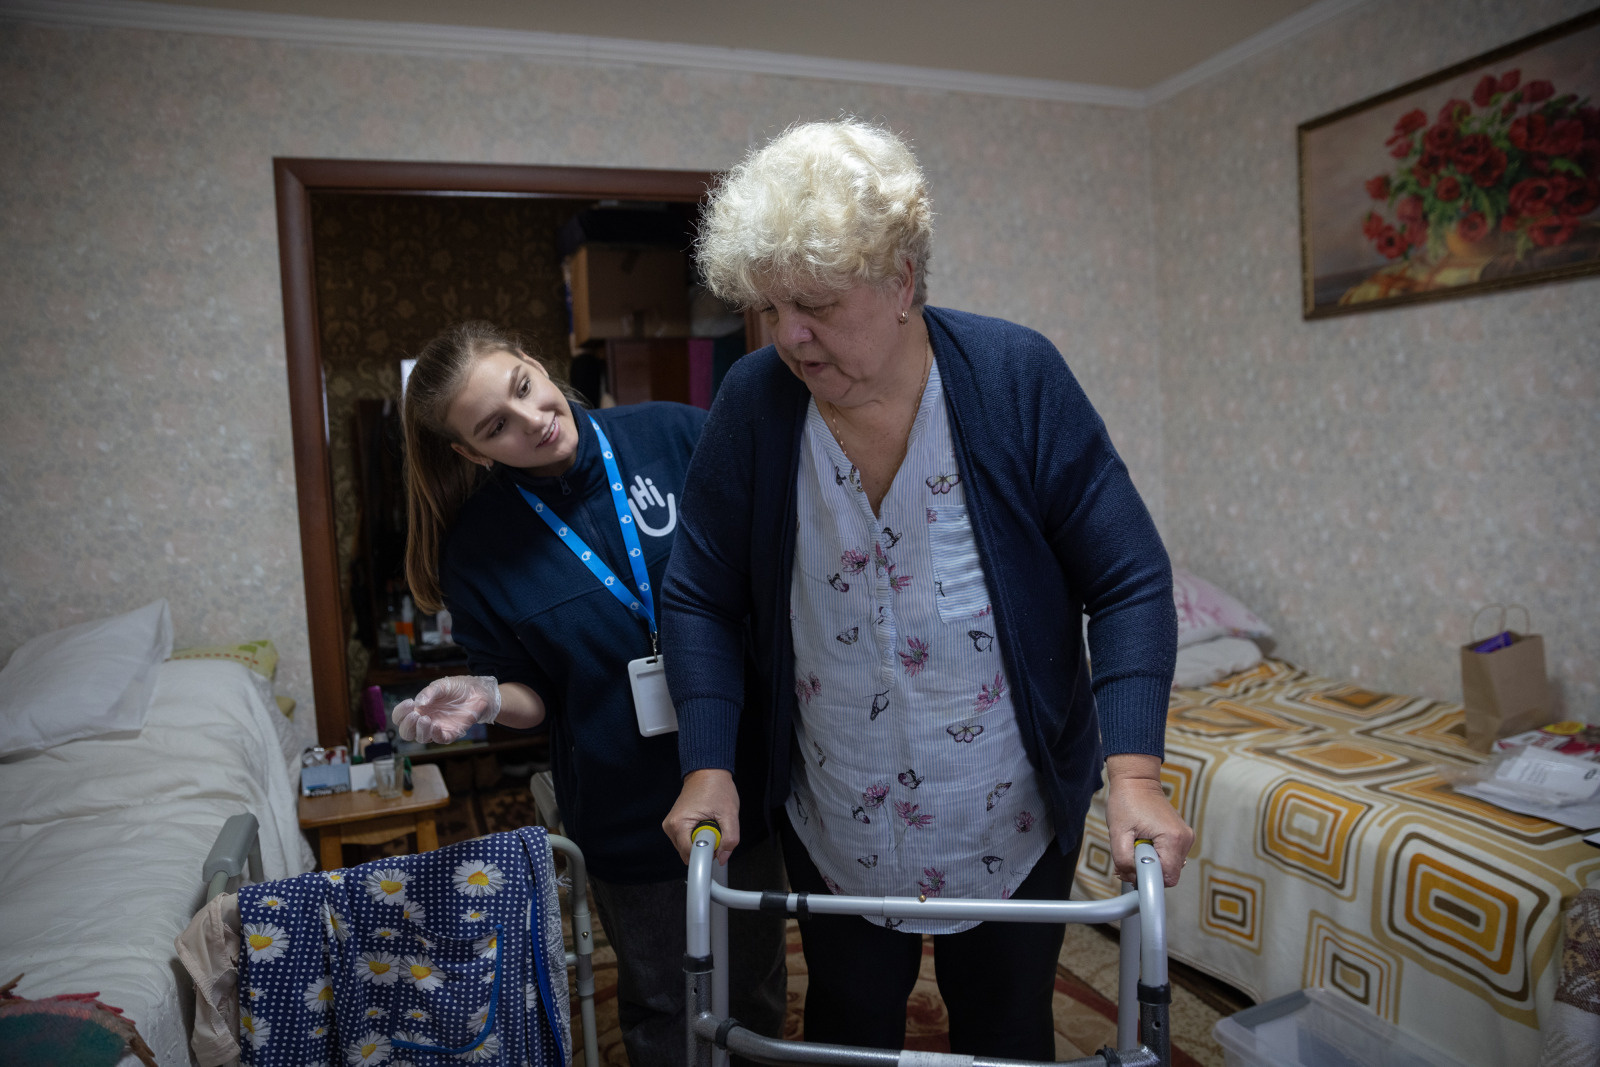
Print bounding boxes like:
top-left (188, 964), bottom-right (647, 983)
top-left (1362, 69), bottom-right (1599, 260)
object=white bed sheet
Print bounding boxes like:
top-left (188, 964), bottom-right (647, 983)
top-left (0, 658), bottom-right (314, 1066)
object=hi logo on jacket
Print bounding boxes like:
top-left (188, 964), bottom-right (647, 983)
top-left (627, 475), bottom-right (677, 537)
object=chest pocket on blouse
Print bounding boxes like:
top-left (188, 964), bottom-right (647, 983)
top-left (927, 504), bottom-right (994, 624)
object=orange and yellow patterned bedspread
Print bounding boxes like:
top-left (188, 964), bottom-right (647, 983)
top-left (1073, 659), bottom-right (1600, 1067)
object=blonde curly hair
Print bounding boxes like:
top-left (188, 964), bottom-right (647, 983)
top-left (697, 118), bottom-right (934, 308)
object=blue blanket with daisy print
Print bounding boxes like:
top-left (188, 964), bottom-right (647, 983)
top-left (236, 826), bottom-right (569, 1066)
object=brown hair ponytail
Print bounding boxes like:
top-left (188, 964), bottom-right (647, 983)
top-left (402, 321), bottom-right (524, 613)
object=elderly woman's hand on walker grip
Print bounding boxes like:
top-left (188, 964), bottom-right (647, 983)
top-left (664, 768), bottom-right (740, 865)
top-left (1105, 753), bottom-right (1194, 888)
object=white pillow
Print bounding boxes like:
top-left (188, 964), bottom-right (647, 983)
top-left (1173, 567), bottom-right (1272, 648)
top-left (0, 599), bottom-right (173, 755)
top-left (1173, 636), bottom-right (1263, 688)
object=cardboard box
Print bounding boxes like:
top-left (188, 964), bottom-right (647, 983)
top-left (604, 339), bottom-right (690, 407)
top-left (566, 244), bottom-right (690, 345)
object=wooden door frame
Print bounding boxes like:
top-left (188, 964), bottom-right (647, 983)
top-left (273, 158), bottom-right (719, 748)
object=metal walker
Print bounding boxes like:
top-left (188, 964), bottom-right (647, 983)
top-left (685, 823), bottom-right (1172, 1067)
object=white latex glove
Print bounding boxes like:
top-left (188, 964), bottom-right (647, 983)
top-left (391, 675), bottom-right (502, 745)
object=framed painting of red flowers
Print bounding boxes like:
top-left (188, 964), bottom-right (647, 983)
top-left (1298, 8), bottom-right (1600, 318)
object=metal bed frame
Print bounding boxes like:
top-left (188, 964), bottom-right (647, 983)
top-left (685, 823), bottom-right (1171, 1067)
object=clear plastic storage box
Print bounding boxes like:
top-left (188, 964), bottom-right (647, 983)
top-left (1213, 988), bottom-right (1469, 1067)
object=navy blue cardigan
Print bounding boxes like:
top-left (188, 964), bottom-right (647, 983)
top-left (661, 306), bottom-right (1176, 856)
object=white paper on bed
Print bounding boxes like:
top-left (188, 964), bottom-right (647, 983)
top-left (0, 658), bottom-right (313, 1067)
top-left (1454, 784), bottom-right (1600, 831)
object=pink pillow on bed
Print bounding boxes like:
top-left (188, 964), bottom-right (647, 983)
top-left (1173, 568), bottom-right (1271, 648)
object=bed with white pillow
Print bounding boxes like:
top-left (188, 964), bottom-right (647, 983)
top-left (1073, 569), bottom-right (1600, 1067)
top-left (0, 601), bottom-right (313, 1066)
top-left (1168, 565), bottom-right (1273, 685)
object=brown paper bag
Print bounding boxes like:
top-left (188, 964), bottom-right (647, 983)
top-left (1460, 604), bottom-right (1553, 752)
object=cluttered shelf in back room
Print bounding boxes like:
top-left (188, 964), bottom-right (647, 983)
top-left (365, 663), bottom-right (466, 688)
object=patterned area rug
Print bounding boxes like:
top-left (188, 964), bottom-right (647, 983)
top-left (364, 772), bottom-right (1235, 1065)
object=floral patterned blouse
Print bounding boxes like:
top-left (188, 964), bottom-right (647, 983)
top-left (786, 360), bottom-right (1053, 934)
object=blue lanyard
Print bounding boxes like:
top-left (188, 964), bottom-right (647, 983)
top-left (515, 416), bottom-right (659, 650)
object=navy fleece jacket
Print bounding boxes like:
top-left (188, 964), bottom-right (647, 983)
top-left (660, 306), bottom-right (1177, 857)
top-left (441, 402), bottom-right (719, 884)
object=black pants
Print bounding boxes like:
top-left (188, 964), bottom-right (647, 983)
top-left (589, 833), bottom-right (788, 1067)
top-left (781, 823), bottom-right (1082, 1061)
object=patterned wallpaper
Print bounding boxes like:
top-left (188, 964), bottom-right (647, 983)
top-left (3, 4), bottom-right (1591, 730)
top-left (1150, 0), bottom-right (1600, 720)
top-left (0, 20), bottom-right (1162, 729)
top-left (311, 194), bottom-right (579, 704)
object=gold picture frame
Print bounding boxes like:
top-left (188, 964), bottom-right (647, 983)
top-left (1299, 8), bottom-right (1600, 319)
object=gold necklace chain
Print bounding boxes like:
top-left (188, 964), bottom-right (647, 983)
top-left (824, 341), bottom-right (933, 471)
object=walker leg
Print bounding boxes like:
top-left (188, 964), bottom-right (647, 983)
top-left (548, 836), bottom-right (601, 1067)
top-left (1133, 842), bottom-right (1172, 1067)
top-left (1139, 996), bottom-right (1171, 1067)
top-left (1117, 882), bottom-right (1140, 1053)
top-left (688, 964), bottom-right (714, 1067)
top-left (570, 892), bottom-right (600, 1067)
top-left (712, 860), bottom-right (731, 1067)
top-left (686, 826), bottom-right (720, 1067)
top-left (579, 992), bottom-right (599, 1067)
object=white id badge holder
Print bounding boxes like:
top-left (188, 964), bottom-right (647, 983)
top-left (628, 656), bottom-right (678, 736)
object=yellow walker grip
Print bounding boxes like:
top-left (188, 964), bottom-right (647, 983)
top-left (692, 820), bottom-right (722, 850)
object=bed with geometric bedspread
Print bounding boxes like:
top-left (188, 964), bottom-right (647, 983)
top-left (1072, 658), bottom-right (1600, 1067)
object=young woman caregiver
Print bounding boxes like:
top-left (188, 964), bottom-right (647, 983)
top-left (392, 321), bottom-right (786, 1067)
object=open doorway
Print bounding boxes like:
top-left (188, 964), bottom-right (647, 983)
top-left (273, 159), bottom-right (759, 749)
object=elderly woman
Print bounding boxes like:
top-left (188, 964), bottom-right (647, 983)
top-left (660, 119), bottom-right (1192, 1059)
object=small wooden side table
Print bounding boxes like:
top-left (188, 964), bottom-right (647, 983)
top-left (298, 763), bottom-right (451, 871)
